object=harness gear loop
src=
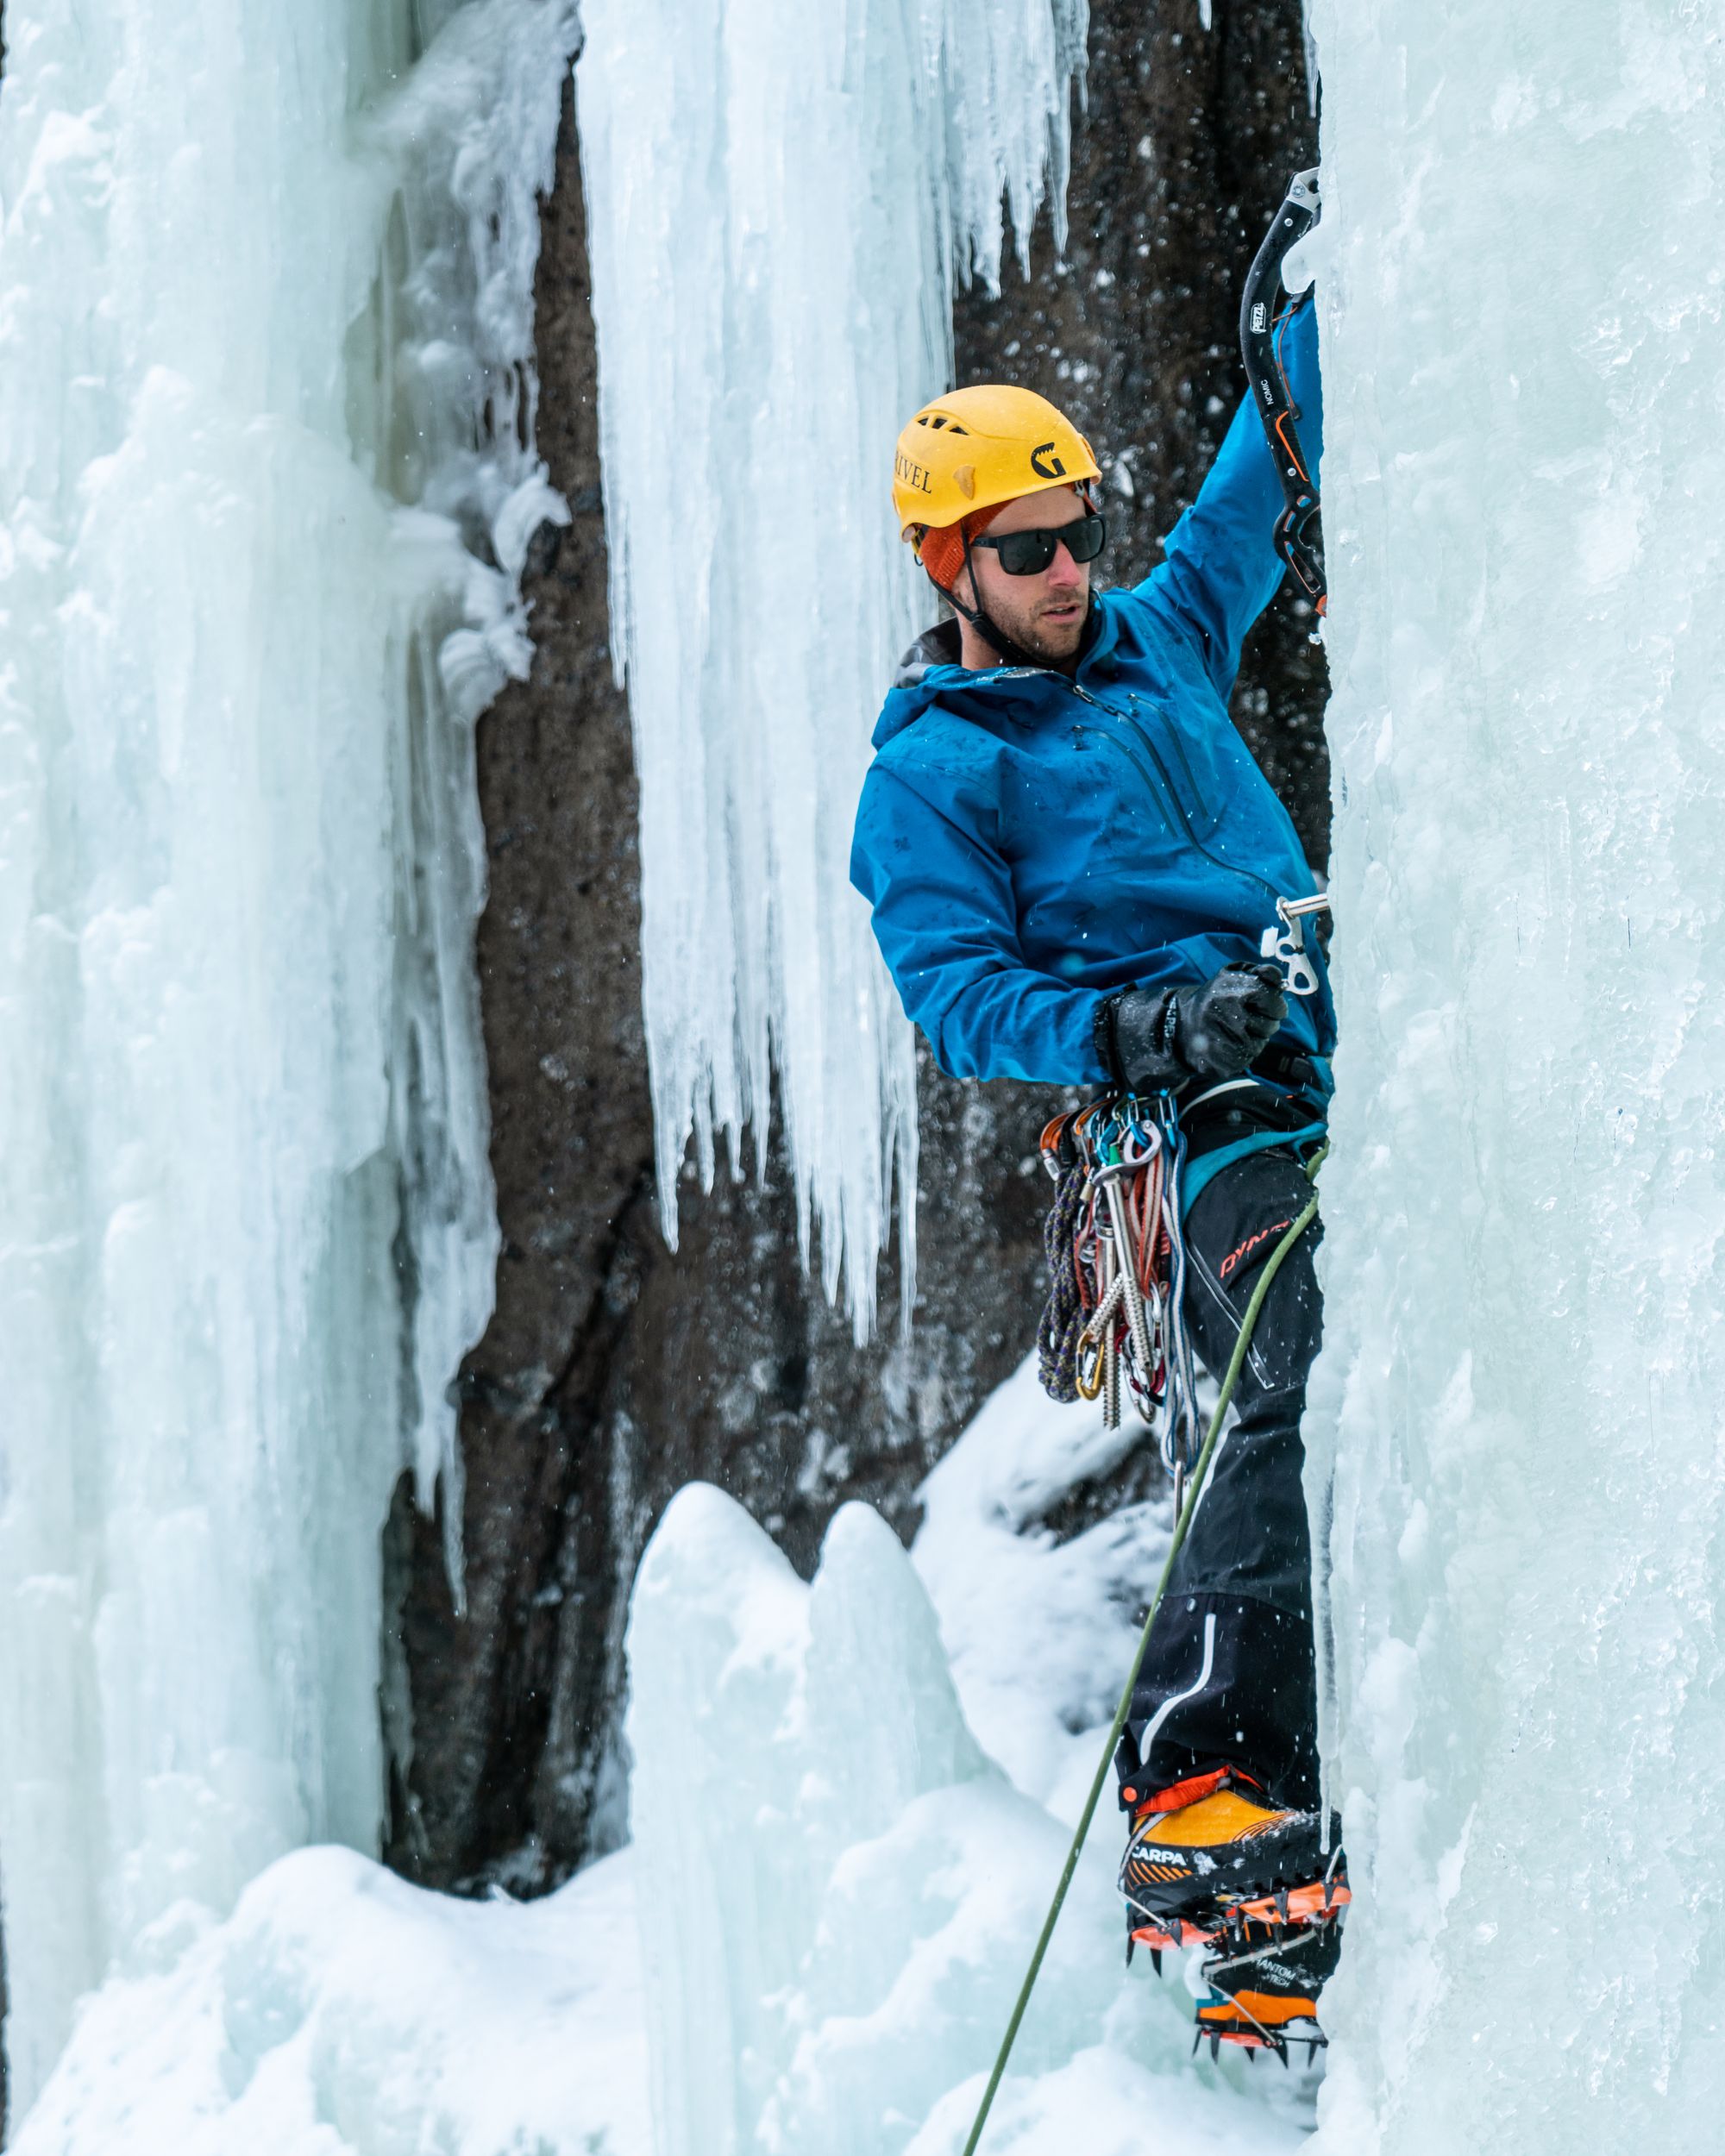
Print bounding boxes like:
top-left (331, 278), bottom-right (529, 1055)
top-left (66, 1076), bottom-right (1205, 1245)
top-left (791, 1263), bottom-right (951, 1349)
top-left (963, 1150), bottom-right (1327, 2156)
top-left (1240, 166), bottom-right (1326, 614)
top-left (1038, 1096), bottom-right (1196, 1465)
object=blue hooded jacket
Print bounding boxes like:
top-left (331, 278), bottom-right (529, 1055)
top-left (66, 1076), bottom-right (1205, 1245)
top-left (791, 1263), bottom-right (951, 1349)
top-left (850, 298), bottom-right (1332, 1090)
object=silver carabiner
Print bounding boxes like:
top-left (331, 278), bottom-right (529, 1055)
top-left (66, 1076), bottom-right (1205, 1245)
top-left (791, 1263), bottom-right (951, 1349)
top-left (1259, 892), bottom-right (1330, 999)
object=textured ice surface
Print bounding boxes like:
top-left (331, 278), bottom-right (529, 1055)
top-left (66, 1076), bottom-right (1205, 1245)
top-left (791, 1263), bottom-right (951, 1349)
top-left (11, 1363), bottom-right (1305, 2153)
top-left (913, 1355), bottom-right (1173, 1814)
top-left (625, 1444), bottom-right (1309, 2155)
top-left (575, 0), bottom-right (1088, 1334)
top-left (9, 1846), bottom-right (649, 2156)
top-left (1306, 3), bottom-right (1725, 2145)
top-left (0, 0), bottom-right (574, 2106)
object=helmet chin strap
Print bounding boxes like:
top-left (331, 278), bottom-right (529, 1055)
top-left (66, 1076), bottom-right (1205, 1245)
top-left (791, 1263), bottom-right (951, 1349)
top-left (948, 485), bottom-right (1103, 673)
top-left (948, 530), bottom-right (1102, 674)
top-left (951, 526), bottom-right (1061, 672)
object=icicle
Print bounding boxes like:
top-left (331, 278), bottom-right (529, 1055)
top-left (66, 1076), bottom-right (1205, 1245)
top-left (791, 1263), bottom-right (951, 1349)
top-left (575, 0), bottom-right (1088, 1339)
top-left (0, 0), bottom-right (574, 2109)
top-left (354, 0), bottom-right (581, 1593)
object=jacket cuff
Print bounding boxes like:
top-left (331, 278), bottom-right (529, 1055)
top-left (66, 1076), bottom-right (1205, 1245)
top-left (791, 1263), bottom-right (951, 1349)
top-left (1096, 985), bottom-right (1184, 1094)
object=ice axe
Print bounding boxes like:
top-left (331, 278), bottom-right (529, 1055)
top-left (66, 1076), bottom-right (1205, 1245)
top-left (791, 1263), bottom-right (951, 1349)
top-left (1240, 166), bottom-right (1326, 613)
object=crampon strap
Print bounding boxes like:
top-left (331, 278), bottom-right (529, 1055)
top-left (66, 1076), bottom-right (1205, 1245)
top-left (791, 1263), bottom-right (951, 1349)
top-left (1119, 1763), bottom-right (1245, 1819)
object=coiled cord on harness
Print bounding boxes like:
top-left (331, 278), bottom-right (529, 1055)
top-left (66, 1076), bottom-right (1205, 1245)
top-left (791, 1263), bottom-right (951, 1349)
top-left (1035, 1161), bottom-right (1090, 1401)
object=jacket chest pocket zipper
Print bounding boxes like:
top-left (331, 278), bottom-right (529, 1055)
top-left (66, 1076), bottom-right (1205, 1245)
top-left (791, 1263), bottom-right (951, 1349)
top-left (1069, 681), bottom-right (1212, 841)
top-left (1070, 721), bottom-right (1179, 837)
top-left (1117, 695), bottom-right (1221, 841)
top-left (1066, 682), bottom-right (1284, 908)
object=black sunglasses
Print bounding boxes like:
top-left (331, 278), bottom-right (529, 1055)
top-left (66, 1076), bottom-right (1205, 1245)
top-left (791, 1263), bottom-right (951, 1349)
top-left (969, 511), bottom-right (1107, 577)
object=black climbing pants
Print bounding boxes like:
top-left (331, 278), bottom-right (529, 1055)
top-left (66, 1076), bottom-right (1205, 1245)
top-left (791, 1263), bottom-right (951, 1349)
top-left (1119, 1092), bottom-right (1325, 1813)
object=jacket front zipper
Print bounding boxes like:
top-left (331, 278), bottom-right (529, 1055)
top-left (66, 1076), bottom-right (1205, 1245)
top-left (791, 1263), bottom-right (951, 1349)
top-left (1064, 679), bottom-right (1286, 910)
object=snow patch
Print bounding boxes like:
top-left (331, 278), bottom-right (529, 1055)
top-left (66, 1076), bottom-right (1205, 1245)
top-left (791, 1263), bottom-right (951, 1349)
top-left (913, 1353), bottom-right (1172, 1815)
top-left (9, 1846), bottom-right (649, 2156)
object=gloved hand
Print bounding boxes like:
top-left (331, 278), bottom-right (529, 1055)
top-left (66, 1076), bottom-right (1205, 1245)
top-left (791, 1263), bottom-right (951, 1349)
top-left (1173, 961), bottom-right (1289, 1080)
top-left (1097, 961), bottom-right (1288, 1093)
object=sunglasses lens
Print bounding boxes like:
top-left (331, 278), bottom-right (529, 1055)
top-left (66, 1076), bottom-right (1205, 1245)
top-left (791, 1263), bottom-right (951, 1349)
top-left (994, 513), bottom-right (1107, 574)
top-left (1066, 512), bottom-right (1107, 564)
top-left (996, 530), bottom-right (1058, 575)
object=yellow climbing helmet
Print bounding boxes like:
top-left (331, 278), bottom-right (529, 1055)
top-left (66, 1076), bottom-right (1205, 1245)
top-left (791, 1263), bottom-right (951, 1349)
top-left (892, 384), bottom-right (1101, 549)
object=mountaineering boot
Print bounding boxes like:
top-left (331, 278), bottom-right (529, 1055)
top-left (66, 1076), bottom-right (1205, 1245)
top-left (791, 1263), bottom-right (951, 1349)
top-left (1118, 1765), bottom-right (1348, 1971)
top-left (1194, 1916), bottom-right (1342, 2064)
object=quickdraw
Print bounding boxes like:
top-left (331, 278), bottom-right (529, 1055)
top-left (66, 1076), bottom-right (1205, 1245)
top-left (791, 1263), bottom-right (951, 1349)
top-left (1037, 1094), bottom-right (1201, 1486)
top-left (1239, 166), bottom-right (1325, 613)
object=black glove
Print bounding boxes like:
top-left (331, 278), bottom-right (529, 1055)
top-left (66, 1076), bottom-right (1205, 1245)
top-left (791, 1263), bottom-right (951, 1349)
top-left (1096, 961), bottom-right (1288, 1092)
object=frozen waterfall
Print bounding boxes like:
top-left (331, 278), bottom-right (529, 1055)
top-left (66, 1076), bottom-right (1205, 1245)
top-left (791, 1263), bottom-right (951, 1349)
top-left (0, 0), bottom-right (574, 2109)
top-left (574, 0), bottom-right (1088, 1335)
top-left (3, 0), bottom-right (1723, 2142)
top-left (1306, 0), bottom-right (1725, 2144)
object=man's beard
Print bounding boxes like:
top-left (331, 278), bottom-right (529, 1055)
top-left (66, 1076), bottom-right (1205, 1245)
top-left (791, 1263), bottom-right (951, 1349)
top-left (995, 594), bottom-right (1087, 661)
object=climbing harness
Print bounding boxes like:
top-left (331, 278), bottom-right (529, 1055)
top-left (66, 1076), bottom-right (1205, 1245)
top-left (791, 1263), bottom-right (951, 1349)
top-left (1037, 1095), bottom-right (1201, 1497)
top-left (1259, 889), bottom-right (1332, 999)
top-left (962, 1154), bottom-right (1326, 2156)
top-left (1036, 926), bottom-right (1331, 1470)
top-left (1240, 166), bottom-right (1326, 613)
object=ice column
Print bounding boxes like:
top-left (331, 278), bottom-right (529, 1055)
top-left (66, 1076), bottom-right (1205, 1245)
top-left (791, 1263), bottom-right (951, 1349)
top-left (626, 1487), bottom-right (1135, 2156)
top-left (1307, 2), bottom-right (1725, 2145)
top-left (575, 0), bottom-right (1088, 1337)
top-left (0, 0), bottom-right (574, 2109)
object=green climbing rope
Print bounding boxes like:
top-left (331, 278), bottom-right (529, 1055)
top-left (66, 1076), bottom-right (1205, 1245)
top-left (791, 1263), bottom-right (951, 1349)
top-left (959, 1147), bottom-right (1327, 2156)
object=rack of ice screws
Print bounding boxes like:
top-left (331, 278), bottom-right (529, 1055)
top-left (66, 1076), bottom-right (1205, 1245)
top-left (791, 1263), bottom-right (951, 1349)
top-left (1037, 1093), bottom-right (1201, 1498)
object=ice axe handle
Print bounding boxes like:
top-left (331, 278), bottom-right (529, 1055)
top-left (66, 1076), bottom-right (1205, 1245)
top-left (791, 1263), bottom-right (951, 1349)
top-left (1240, 167), bottom-right (1326, 614)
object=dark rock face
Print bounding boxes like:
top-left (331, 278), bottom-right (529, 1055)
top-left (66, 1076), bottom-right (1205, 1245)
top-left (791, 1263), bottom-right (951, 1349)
top-left (383, 1), bottom-right (1327, 1896)
top-left (953, 3), bottom-right (1327, 868)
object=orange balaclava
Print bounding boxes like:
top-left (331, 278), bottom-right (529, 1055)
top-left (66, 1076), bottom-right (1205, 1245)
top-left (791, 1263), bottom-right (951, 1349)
top-left (918, 503), bottom-right (1004, 595)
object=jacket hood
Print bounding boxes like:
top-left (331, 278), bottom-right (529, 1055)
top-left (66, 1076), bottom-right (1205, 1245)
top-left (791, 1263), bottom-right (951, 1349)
top-left (872, 621), bottom-right (965, 749)
top-left (891, 617), bottom-right (964, 688)
top-left (871, 595), bottom-right (1119, 750)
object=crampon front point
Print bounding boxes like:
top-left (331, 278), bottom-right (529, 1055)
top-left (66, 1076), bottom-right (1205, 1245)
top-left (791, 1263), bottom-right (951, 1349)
top-left (1119, 1765), bottom-right (1348, 2058)
top-left (1191, 1920), bottom-right (1343, 2065)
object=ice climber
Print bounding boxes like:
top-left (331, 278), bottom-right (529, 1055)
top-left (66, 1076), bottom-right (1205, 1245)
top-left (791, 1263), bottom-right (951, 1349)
top-left (850, 290), bottom-right (1346, 2057)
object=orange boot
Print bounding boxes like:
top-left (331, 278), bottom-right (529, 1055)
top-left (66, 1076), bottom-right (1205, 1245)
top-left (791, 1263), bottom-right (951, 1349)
top-left (1119, 1765), bottom-right (1348, 1976)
